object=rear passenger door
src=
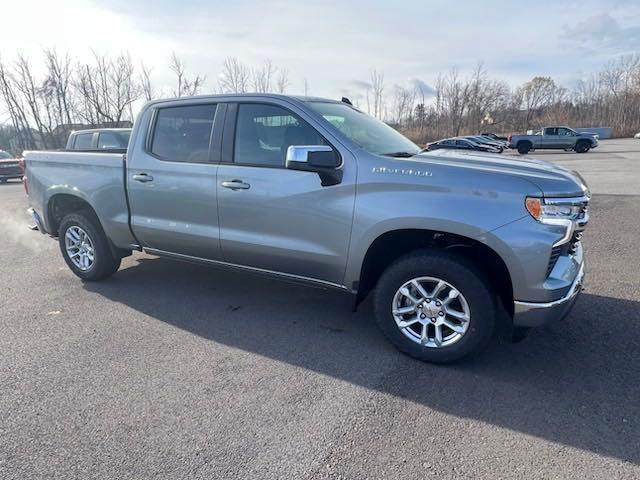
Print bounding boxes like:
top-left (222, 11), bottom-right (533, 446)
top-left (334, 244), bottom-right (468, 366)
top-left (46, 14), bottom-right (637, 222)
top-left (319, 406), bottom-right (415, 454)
top-left (127, 102), bottom-right (223, 260)
top-left (216, 101), bottom-right (356, 286)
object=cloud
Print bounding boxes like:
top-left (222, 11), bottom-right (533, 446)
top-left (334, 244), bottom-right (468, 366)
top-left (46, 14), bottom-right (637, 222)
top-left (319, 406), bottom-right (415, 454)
top-left (350, 80), bottom-right (372, 90)
top-left (409, 78), bottom-right (436, 97)
top-left (560, 14), bottom-right (640, 54)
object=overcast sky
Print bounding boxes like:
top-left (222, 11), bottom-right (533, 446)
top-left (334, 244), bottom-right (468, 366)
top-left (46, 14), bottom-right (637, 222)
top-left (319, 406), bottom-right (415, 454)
top-left (2, 0), bottom-right (640, 101)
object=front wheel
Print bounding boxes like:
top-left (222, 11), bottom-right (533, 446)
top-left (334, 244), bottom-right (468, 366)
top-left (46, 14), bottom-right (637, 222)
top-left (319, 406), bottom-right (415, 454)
top-left (58, 212), bottom-right (121, 281)
top-left (574, 141), bottom-right (590, 153)
top-left (374, 250), bottom-right (496, 363)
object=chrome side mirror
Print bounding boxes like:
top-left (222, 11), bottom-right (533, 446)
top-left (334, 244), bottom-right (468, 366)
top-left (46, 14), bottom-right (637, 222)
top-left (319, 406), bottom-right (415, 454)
top-left (285, 145), bottom-right (342, 186)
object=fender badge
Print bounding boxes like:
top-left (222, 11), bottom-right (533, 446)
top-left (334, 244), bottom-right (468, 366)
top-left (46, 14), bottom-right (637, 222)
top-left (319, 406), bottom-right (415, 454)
top-left (372, 166), bottom-right (432, 177)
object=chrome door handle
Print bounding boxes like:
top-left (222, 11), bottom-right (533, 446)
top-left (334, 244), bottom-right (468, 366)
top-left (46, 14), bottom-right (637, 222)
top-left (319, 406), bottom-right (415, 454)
top-left (132, 173), bottom-right (154, 183)
top-left (221, 180), bottom-right (250, 190)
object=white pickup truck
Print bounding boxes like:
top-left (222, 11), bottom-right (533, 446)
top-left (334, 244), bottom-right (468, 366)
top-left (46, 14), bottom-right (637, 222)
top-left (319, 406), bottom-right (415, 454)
top-left (509, 127), bottom-right (599, 154)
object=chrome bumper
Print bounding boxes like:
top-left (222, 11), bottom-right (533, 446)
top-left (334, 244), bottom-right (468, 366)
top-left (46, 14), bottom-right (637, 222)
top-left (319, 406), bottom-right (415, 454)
top-left (513, 262), bottom-right (585, 327)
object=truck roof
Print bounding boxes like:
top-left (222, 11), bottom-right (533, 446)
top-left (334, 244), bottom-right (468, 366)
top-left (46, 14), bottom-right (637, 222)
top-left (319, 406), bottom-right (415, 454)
top-left (142, 93), bottom-right (342, 109)
top-left (70, 127), bottom-right (132, 135)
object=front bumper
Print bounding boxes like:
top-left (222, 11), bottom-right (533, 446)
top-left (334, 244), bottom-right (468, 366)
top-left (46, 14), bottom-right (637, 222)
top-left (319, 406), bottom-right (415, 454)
top-left (513, 262), bottom-right (585, 327)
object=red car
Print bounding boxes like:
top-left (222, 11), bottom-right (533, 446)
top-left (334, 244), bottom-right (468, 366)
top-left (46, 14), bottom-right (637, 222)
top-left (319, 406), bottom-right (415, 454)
top-left (0, 150), bottom-right (22, 183)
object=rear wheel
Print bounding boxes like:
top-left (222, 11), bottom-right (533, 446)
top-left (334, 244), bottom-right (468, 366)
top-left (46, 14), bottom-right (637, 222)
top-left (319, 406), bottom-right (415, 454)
top-left (517, 142), bottom-right (531, 154)
top-left (58, 212), bottom-right (121, 281)
top-left (374, 250), bottom-right (496, 363)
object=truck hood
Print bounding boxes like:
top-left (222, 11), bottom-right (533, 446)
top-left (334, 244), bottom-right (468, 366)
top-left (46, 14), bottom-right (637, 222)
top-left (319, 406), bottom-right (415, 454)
top-left (410, 150), bottom-right (588, 197)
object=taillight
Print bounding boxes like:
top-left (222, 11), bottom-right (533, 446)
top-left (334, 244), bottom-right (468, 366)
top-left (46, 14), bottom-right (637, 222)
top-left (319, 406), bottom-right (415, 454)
top-left (19, 158), bottom-right (28, 195)
top-left (508, 134), bottom-right (512, 142)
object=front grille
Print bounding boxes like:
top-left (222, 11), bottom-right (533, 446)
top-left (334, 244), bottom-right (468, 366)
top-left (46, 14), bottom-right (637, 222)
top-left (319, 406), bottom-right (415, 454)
top-left (546, 195), bottom-right (589, 278)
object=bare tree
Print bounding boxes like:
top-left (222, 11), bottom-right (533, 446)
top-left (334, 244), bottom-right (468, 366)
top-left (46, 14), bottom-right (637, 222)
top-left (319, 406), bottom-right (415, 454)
top-left (13, 55), bottom-right (54, 148)
top-left (391, 85), bottom-right (415, 126)
top-left (251, 59), bottom-right (275, 93)
top-left (0, 58), bottom-right (37, 150)
top-left (140, 63), bottom-right (154, 101)
top-left (43, 50), bottom-right (74, 128)
top-left (219, 57), bottom-right (249, 93)
top-left (370, 70), bottom-right (385, 118)
top-left (276, 69), bottom-right (289, 93)
top-left (74, 51), bottom-right (141, 126)
top-left (518, 76), bottom-right (559, 129)
top-left (169, 53), bottom-right (205, 97)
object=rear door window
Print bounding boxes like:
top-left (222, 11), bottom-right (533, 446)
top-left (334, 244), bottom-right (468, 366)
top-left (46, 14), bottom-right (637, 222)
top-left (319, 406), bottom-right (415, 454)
top-left (150, 104), bottom-right (217, 163)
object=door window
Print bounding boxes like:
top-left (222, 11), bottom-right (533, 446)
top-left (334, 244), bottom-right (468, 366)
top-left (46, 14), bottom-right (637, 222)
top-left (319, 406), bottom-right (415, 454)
top-left (234, 104), bottom-right (326, 167)
top-left (150, 104), bottom-right (217, 163)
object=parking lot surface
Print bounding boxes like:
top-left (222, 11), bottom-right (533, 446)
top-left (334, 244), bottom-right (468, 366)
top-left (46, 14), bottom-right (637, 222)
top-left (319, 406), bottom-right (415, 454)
top-left (1, 139), bottom-right (639, 479)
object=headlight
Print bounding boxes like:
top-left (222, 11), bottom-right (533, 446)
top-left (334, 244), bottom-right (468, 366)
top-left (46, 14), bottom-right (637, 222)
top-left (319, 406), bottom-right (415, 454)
top-left (525, 196), bottom-right (589, 247)
top-left (525, 198), bottom-right (583, 221)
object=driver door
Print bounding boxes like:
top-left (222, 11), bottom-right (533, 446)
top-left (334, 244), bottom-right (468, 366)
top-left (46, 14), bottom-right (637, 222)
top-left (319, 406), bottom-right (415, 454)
top-left (216, 101), bottom-right (356, 286)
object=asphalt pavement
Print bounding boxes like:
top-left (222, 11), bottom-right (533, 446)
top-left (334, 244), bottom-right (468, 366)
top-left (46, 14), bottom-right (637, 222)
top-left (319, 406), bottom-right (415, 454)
top-left (1, 139), bottom-right (639, 479)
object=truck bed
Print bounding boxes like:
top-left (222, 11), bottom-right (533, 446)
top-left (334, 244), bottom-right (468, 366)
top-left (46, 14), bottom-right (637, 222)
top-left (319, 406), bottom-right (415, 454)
top-left (24, 151), bottom-right (136, 248)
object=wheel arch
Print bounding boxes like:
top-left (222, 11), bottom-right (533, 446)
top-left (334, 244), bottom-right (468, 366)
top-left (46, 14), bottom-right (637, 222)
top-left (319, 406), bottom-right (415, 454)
top-left (47, 192), bottom-right (100, 235)
top-left (354, 228), bottom-right (514, 318)
top-left (47, 192), bottom-right (130, 259)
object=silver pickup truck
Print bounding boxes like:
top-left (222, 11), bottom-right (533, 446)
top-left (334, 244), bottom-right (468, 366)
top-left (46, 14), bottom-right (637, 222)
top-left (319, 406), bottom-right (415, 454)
top-left (509, 127), bottom-right (599, 154)
top-left (24, 94), bottom-right (589, 363)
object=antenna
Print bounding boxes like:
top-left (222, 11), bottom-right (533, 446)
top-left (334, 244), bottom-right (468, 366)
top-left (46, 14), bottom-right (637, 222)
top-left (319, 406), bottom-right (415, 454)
top-left (341, 97), bottom-right (353, 105)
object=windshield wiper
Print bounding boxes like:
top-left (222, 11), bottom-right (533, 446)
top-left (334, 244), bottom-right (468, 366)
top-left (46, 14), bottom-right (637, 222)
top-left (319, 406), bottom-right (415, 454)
top-left (381, 151), bottom-right (417, 158)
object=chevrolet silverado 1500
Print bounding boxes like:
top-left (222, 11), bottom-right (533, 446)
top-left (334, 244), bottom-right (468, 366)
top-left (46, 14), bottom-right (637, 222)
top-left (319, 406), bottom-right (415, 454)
top-left (24, 95), bottom-right (589, 363)
top-left (509, 126), bottom-right (598, 154)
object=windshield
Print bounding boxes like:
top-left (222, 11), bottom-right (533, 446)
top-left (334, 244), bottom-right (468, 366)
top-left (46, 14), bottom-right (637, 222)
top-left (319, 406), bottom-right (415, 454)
top-left (307, 102), bottom-right (420, 156)
top-left (0, 151), bottom-right (13, 159)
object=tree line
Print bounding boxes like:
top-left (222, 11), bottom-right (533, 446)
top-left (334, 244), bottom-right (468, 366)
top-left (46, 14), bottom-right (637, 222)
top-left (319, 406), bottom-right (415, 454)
top-left (1, 50), bottom-right (639, 154)
top-left (378, 56), bottom-right (640, 143)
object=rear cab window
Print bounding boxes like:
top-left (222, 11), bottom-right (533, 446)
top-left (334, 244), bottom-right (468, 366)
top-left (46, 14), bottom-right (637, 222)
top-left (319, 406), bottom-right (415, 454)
top-left (98, 132), bottom-right (130, 149)
top-left (73, 133), bottom-right (94, 150)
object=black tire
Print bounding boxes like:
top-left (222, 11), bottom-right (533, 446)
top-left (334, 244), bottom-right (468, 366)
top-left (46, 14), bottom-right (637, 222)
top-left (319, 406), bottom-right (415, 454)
top-left (58, 212), bottom-right (121, 281)
top-left (517, 142), bottom-right (531, 154)
top-left (0, 178), bottom-right (7, 183)
top-left (373, 250), bottom-right (496, 363)
top-left (574, 141), bottom-right (590, 153)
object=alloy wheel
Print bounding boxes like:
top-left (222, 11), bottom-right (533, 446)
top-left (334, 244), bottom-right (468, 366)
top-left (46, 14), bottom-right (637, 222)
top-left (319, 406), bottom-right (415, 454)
top-left (64, 226), bottom-right (95, 271)
top-left (391, 276), bottom-right (471, 348)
